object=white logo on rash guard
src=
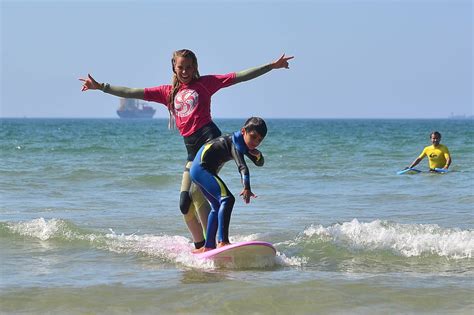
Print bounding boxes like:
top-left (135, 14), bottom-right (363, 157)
top-left (174, 89), bottom-right (199, 117)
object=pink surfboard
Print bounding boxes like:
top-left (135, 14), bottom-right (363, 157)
top-left (193, 241), bottom-right (276, 262)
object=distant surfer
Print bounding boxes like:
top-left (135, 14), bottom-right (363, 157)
top-left (79, 49), bottom-right (293, 249)
top-left (190, 117), bottom-right (267, 253)
top-left (404, 131), bottom-right (451, 172)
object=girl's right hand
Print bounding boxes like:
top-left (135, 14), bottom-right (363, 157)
top-left (79, 74), bottom-right (101, 91)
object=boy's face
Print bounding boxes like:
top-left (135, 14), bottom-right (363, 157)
top-left (242, 129), bottom-right (264, 150)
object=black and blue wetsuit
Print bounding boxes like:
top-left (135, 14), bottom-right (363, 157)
top-left (190, 131), bottom-right (264, 249)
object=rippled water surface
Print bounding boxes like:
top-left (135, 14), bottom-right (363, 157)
top-left (1, 118), bottom-right (473, 314)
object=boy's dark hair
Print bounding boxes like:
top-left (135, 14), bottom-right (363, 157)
top-left (431, 131), bottom-right (441, 139)
top-left (243, 117), bottom-right (267, 138)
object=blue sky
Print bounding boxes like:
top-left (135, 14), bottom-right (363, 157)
top-left (1, 0), bottom-right (472, 118)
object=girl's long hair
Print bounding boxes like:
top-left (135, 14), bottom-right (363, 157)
top-left (167, 49), bottom-right (200, 129)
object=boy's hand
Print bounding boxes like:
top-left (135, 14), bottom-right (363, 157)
top-left (248, 149), bottom-right (261, 159)
top-left (240, 189), bottom-right (257, 204)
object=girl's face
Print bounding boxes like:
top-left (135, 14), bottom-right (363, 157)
top-left (174, 56), bottom-right (196, 84)
top-left (242, 129), bottom-right (264, 150)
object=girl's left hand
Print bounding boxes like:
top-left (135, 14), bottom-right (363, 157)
top-left (271, 54), bottom-right (294, 69)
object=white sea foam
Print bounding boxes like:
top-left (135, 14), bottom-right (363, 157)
top-left (7, 217), bottom-right (69, 241)
top-left (7, 217), bottom-right (99, 242)
top-left (303, 219), bottom-right (474, 258)
top-left (275, 252), bottom-right (308, 267)
top-left (228, 233), bottom-right (262, 243)
top-left (104, 230), bottom-right (205, 267)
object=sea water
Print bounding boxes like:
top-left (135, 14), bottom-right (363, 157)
top-left (1, 118), bottom-right (473, 314)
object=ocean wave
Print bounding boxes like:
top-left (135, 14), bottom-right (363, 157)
top-left (3, 217), bottom-right (472, 274)
top-left (1, 218), bottom-right (199, 265)
top-left (1, 218), bottom-right (280, 269)
top-left (2, 218), bottom-right (101, 243)
top-left (301, 219), bottom-right (473, 259)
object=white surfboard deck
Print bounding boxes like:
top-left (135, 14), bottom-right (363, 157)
top-left (193, 241), bottom-right (276, 264)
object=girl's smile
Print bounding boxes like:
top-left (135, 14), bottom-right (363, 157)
top-left (174, 56), bottom-right (196, 84)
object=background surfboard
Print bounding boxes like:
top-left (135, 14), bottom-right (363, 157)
top-left (397, 168), bottom-right (449, 175)
top-left (397, 168), bottom-right (422, 175)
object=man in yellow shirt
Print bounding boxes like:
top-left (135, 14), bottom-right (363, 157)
top-left (407, 131), bottom-right (452, 171)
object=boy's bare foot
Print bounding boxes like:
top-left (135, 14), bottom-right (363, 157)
top-left (217, 242), bottom-right (231, 248)
top-left (192, 247), bottom-right (213, 254)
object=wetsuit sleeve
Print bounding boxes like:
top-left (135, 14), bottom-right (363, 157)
top-left (245, 151), bottom-right (264, 167)
top-left (101, 84), bottom-right (145, 99)
top-left (234, 64), bottom-right (272, 84)
top-left (231, 145), bottom-right (251, 190)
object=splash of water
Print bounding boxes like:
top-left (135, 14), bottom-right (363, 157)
top-left (303, 219), bottom-right (473, 259)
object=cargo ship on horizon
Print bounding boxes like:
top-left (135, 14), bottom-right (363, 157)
top-left (117, 98), bottom-right (156, 119)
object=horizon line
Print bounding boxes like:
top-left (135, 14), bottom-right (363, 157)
top-left (1, 116), bottom-right (473, 120)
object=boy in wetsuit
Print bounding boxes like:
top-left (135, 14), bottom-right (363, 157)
top-left (190, 117), bottom-right (267, 253)
top-left (406, 131), bottom-right (452, 171)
